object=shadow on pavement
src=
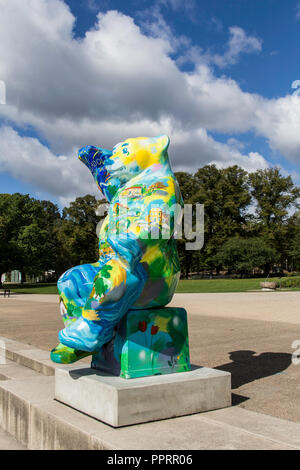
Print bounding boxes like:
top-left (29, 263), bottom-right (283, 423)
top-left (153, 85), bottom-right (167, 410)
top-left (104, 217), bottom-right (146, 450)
top-left (216, 350), bottom-right (292, 389)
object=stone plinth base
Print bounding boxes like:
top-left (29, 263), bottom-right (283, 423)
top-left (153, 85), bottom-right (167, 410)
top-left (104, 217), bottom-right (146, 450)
top-left (55, 365), bottom-right (231, 427)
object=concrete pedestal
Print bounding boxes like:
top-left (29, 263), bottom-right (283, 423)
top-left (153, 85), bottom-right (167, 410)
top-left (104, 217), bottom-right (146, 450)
top-left (55, 365), bottom-right (231, 427)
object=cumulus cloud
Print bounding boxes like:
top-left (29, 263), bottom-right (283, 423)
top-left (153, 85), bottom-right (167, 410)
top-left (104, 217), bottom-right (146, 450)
top-left (170, 127), bottom-right (268, 172)
top-left (0, 122), bottom-right (270, 208)
top-left (211, 26), bottom-right (262, 68)
top-left (0, 126), bottom-right (98, 205)
top-left (0, 0), bottom-right (298, 201)
top-left (0, 123), bottom-right (268, 205)
top-left (180, 26), bottom-right (262, 69)
top-left (0, 4), bottom-right (264, 135)
top-left (255, 95), bottom-right (300, 158)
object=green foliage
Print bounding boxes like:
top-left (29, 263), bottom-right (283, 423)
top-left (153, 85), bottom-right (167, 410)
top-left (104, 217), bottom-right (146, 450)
top-left (1, 164), bottom-right (300, 282)
top-left (286, 214), bottom-right (300, 271)
top-left (249, 167), bottom-right (300, 264)
top-left (175, 165), bottom-right (300, 277)
top-left (175, 165), bottom-right (252, 276)
top-left (279, 277), bottom-right (300, 288)
top-left (0, 193), bottom-right (104, 283)
top-left (194, 165), bottom-right (251, 271)
top-left (0, 193), bottom-right (61, 281)
top-left (174, 171), bottom-right (196, 202)
top-left (57, 195), bottom-right (103, 270)
top-left (215, 236), bottom-right (278, 276)
top-left (249, 168), bottom-right (300, 227)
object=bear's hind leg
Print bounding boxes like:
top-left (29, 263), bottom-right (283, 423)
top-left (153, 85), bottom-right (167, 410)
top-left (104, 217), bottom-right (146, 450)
top-left (58, 262), bottom-right (102, 326)
top-left (51, 263), bottom-right (103, 364)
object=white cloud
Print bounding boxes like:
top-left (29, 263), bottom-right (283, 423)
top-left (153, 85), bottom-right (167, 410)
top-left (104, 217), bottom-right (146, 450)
top-left (0, 0), bottom-right (298, 202)
top-left (170, 127), bottom-right (268, 172)
top-left (0, 123), bottom-right (268, 205)
top-left (210, 26), bottom-right (262, 68)
top-left (296, 2), bottom-right (300, 19)
top-left (138, 4), bottom-right (191, 52)
top-left (226, 137), bottom-right (245, 151)
top-left (0, 126), bottom-right (98, 205)
top-left (0, 5), bottom-right (264, 140)
top-left (255, 95), bottom-right (300, 158)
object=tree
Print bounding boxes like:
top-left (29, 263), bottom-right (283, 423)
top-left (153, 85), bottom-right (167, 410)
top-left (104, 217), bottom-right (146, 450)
top-left (191, 165), bottom-right (251, 273)
top-left (57, 195), bottom-right (104, 274)
top-left (0, 193), bottom-right (61, 283)
top-left (249, 167), bottom-right (300, 267)
top-left (0, 194), bottom-right (17, 281)
top-left (1, 164), bottom-right (299, 283)
top-left (286, 211), bottom-right (300, 271)
top-left (215, 236), bottom-right (278, 276)
top-left (17, 223), bottom-right (50, 276)
top-left (174, 171), bottom-right (198, 203)
top-left (288, 232), bottom-right (300, 271)
top-left (62, 195), bottom-right (99, 225)
top-left (174, 172), bottom-right (199, 278)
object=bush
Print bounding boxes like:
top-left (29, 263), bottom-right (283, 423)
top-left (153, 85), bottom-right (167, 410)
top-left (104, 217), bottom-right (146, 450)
top-left (279, 277), bottom-right (300, 288)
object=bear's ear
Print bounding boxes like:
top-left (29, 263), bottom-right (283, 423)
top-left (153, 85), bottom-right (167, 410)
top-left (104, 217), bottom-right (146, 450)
top-left (78, 146), bottom-right (112, 175)
top-left (78, 146), bottom-right (100, 171)
top-left (155, 134), bottom-right (170, 154)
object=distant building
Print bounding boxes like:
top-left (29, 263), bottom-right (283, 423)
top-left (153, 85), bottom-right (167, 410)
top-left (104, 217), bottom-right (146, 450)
top-left (1, 270), bottom-right (54, 284)
top-left (1, 270), bottom-right (22, 284)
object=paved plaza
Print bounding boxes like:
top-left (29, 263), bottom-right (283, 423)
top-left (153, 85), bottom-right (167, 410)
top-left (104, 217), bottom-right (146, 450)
top-left (0, 291), bottom-right (299, 423)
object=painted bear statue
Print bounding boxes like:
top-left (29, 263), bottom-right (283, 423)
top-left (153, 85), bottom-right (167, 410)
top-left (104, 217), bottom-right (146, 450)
top-left (51, 135), bottom-right (191, 377)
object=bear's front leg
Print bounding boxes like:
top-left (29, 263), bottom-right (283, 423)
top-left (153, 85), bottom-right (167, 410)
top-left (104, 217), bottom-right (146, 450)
top-left (58, 235), bottom-right (147, 352)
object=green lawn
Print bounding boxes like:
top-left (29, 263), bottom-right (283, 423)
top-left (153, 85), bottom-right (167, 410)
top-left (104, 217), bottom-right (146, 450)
top-left (3, 277), bottom-right (300, 295)
top-left (4, 283), bottom-right (58, 295)
top-left (175, 277), bottom-right (300, 293)
top-left (176, 278), bottom-right (267, 293)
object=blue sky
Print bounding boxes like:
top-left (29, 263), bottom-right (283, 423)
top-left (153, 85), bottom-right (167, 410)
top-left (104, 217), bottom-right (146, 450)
top-left (66, 0), bottom-right (300, 97)
top-left (0, 0), bottom-right (299, 207)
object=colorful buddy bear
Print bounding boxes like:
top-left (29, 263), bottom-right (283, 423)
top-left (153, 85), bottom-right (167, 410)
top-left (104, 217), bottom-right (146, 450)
top-left (51, 135), bottom-right (191, 378)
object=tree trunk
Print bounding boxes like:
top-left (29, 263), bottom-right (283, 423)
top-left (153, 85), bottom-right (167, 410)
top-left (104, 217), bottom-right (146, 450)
top-left (263, 264), bottom-right (270, 277)
top-left (20, 271), bottom-right (26, 285)
top-left (185, 253), bottom-right (191, 279)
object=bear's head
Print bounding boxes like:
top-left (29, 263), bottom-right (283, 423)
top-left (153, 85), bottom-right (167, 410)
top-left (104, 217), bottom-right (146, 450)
top-left (78, 135), bottom-right (170, 201)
